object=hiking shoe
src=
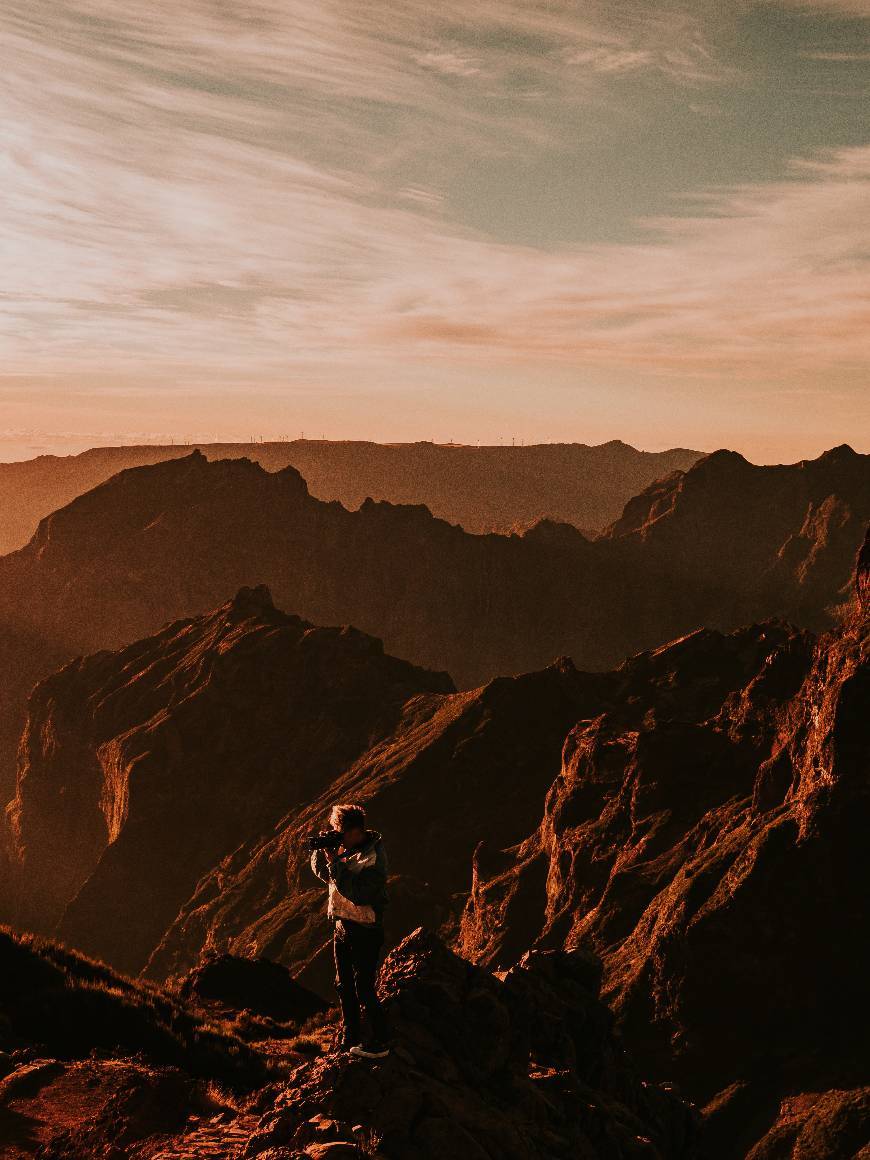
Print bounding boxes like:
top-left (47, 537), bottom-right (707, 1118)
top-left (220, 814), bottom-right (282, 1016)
top-left (349, 1040), bottom-right (390, 1060)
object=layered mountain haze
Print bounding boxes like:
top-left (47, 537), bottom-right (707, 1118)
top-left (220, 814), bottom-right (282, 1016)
top-left (3, 529), bottom-right (867, 1156)
top-left (0, 439), bottom-right (701, 555)
top-left (0, 442), bottom-right (866, 1155)
top-left (0, 445), bottom-right (864, 814)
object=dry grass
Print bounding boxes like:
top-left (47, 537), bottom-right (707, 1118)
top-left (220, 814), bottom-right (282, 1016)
top-left (287, 1035), bottom-right (322, 1056)
top-left (0, 926), bottom-right (270, 1089)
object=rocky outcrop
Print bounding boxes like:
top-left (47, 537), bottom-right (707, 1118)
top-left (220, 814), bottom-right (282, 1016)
top-left (146, 654), bottom-right (606, 988)
top-left (244, 928), bottom-right (699, 1160)
top-left (0, 438), bottom-right (702, 554)
top-left (178, 954), bottom-right (328, 1024)
top-left (7, 587), bottom-right (452, 972)
top-left (458, 538), bottom-right (870, 1149)
top-left (148, 618), bottom-right (828, 992)
top-left (0, 444), bottom-right (865, 811)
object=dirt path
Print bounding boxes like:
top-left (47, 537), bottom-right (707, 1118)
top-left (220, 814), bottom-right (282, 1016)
top-left (147, 1113), bottom-right (260, 1160)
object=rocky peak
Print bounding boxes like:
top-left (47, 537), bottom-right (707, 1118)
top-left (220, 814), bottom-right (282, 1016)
top-left (6, 590), bottom-right (454, 973)
top-left (815, 442), bottom-right (859, 464)
top-left (226, 584), bottom-right (278, 619)
top-left (691, 447), bottom-right (752, 474)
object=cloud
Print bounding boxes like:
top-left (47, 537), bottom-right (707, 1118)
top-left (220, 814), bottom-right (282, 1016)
top-left (414, 50), bottom-right (484, 78)
top-left (799, 49), bottom-right (870, 58)
top-left (360, 146), bottom-right (870, 376)
top-left (778, 0), bottom-right (870, 14)
top-left (0, 0), bottom-right (867, 396)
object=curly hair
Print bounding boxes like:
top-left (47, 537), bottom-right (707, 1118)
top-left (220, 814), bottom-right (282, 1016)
top-left (329, 802), bottom-right (366, 832)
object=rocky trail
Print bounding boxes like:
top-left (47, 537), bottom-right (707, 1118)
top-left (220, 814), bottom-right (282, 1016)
top-left (148, 1112), bottom-right (260, 1160)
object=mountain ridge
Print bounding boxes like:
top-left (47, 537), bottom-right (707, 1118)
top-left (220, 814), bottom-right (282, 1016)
top-left (0, 443), bottom-right (864, 816)
top-left (0, 437), bottom-right (704, 554)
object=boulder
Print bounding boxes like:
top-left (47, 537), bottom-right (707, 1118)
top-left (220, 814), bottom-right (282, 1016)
top-left (250, 928), bottom-right (699, 1160)
top-left (179, 954), bottom-right (328, 1023)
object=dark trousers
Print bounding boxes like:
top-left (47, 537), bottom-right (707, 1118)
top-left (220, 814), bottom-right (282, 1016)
top-left (333, 920), bottom-right (388, 1043)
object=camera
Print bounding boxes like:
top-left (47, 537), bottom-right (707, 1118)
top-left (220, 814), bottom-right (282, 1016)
top-left (307, 829), bottom-right (343, 852)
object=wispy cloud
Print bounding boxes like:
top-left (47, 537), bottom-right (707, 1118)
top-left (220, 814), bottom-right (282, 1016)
top-left (414, 50), bottom-right (484, 78)
top-left (3, 120), bottom-right (868, 381)
top-left (800, 48), bottom-right (870, 58)
top-left (366, 147), bottom-right (870, 372)
top-left (779, 0), bottom-right (870, 14)
top-left (0, 0), bottom-right (867, 443)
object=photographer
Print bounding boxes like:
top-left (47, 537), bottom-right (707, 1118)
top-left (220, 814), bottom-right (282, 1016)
top-left (309, 802), bottom-right (390, 1058)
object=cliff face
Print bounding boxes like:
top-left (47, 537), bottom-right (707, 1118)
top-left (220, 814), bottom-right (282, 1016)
top-left (7, 586), bottom-right (452, 973)
top-left (146, 656), bottom-right (608, 987)
top-left (4, 539), bottom-right (867, 1157)
top-left (0, 438), bottom-right (701, 554)
top-left (458, 544), bottom-right (870, 1148)
top-left (0, 445), bottom-right (865, 813)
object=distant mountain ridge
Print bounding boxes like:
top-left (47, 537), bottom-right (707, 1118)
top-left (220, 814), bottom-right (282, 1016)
top-left (0, 438), bottom-right (700, 552)
top-left (0, 444), bottom-right (865, 813)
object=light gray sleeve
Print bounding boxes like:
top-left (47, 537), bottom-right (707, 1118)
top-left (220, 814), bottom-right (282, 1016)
top-left (310, 847), bottom-right (331, 882)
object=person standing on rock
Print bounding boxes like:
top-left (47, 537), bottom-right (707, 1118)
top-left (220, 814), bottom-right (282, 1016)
top-left (309, 802), bottom-right (390, 1058)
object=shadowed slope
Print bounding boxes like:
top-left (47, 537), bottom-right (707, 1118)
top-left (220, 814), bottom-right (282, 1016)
top-left (0, 926), bottom-right (265, 1085)
top-left (6, 585), bottom-right (452, 972)
top-left (0, 438), bottom-right (702, 553)
top-left (0, 444), bottom-right (865, 815)
top-left (458, 535), bottom-right (870, 1152)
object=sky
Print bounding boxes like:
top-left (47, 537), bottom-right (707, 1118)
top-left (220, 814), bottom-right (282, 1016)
top-left (1, 1), bottom-right (868, 462)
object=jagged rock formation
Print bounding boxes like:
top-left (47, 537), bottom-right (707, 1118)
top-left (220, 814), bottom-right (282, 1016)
top-left (243, 928), bottom-right (699, 1160)
top-left (6, 588), bottom-right (452, 971)
top-left (8, 545), bottom-right (866, 1154)
top-left (458, 536), bottom-right (870, 1151)
top-left (146, 654), bottom-right (604, 988)
top-left (0, 438), bottom-right (701, 554)
top-left (149, 619), bottom-right (840, 1001)
top-left (0, 444), bottom-right (865, 811)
